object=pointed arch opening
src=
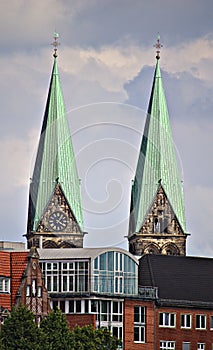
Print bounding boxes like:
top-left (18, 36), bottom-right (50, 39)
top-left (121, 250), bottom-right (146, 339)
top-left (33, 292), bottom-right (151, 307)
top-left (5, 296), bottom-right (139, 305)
top-left (161, 243), bottom-right (180, 256)
top-left (143, 243), bottom-right (160, 255)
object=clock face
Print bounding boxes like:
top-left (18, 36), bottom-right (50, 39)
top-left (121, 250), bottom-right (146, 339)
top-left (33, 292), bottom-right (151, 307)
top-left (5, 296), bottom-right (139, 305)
top-left (48, 211), bottom-right (68, 231)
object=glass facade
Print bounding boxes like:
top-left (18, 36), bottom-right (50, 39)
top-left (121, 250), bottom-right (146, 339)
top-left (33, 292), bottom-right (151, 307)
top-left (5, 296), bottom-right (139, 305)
top-left (93, 251), bottom-right (137, 295)
top-left (40, 261), bottom-right (89, 293)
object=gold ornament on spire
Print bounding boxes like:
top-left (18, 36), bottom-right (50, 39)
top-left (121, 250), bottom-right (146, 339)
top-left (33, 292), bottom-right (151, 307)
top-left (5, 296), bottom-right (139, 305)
top-left (52, 32), bottom-right (60, 58)
top-left (154, 35), bottom-right (163, 60)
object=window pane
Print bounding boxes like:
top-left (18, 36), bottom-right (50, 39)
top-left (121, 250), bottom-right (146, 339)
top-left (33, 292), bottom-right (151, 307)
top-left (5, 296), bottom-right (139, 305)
top-left (134, 327), bottom-right (139, 341)
top-left (134, 306), bottom-right (139, 322)
top-left (37, 287), bottom-right (42, 297)
top-left (94, 257), bottom-right (98, 270)
top-left (69, 276), bottom-right (74, 291)
top-left (63, 276), bottom-right (67, 291)
top-left (210, 316), bottom-right (213, 329)
top-left (76, 300), bottom-right (81, 313)
top-left (140, 327), bottom-right (145, 342)
top-left (165, 313), bottom-right (169, 325)
top-left (53, 263), bottom-right (57, 270)
top-left (85, 300), bottom-right (89, 313)
top-left (53, 276), bottom-right (58, 291)
top-left (69, 301), bottom-right (74, 313)
top-left (113, 302), bottom-right (118, 313)
top-left (100, 254), bottom-right (106, 270)
top-left (91, 300), bottom-right (97, 313)
top-left (108, 252), bottom-right (114, 271)
top-left (47, 276), bottom-right (51, 291)
top-left (182, 342), bottom-right (190, 350)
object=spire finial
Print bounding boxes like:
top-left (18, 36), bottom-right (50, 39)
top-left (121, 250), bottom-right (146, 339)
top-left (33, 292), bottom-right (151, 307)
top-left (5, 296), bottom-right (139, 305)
top-left (154, 34), bottom-right (163, 60)
top-left (52, 32), bottom-right (60, 58)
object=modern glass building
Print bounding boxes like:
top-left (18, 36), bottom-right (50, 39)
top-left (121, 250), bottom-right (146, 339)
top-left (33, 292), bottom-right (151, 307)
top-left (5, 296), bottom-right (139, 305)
top-left (39, 247), bottom-right (138, 343)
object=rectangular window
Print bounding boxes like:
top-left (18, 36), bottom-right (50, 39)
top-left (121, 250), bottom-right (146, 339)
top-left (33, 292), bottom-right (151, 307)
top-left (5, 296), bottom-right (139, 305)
top-left (59, 300), bottom-right (65, 313)
top-left (159, 313), bottom-right (176, 327)
top-left (112, 326), bottom-right (122, 341)
top-left (182, 342), bottom-right (190, 350)
top-left (91, 300), bottom-right (98, 313)
top-left (44, 262), bottom-right (59, 292)
top-left (0, 278), bottom-right (10, 293)
top-left (32, 280), bottom-right (36, 296)
top-left (160, 341), bottom-right (175, 350)
top-left (134, 306), bottom-right (145, 323)
top-left (112, 301), bottom-right (123, 322)
top-left (181, 314), bottom-right (191, 329)
top-left (85, 300), bottom-right (89, 313)
top-left (101, 301), bottom-right (109, 321)
top-left (197, 344), bottom-right (205, 350)
top-left (134, 326), bottom-right (145, 343)
top-left (37, 286), bottom-right (42, 298)
top-left (134, 306), bottom-right (146, 343)
top-left (76, 300), bottom-right (81, 313)
top-left (26, 285), bottom-right (31, 297)
top-left (69, 300), bottom-right (74, 313)
top-left (196, 315), bottom-right (206, 329)
top-left (210, 316), bottom-right (213, 329)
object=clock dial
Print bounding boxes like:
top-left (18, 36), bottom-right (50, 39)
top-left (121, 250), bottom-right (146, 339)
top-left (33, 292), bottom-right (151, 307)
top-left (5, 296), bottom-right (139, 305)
top-left (48, 211), bottom-right (68, 231)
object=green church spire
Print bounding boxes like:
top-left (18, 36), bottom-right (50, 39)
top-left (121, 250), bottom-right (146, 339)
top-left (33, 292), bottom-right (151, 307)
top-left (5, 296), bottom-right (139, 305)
top-left (27, 34), bottom-right (84, 249)
top-left (129, 37), bottom-right (187, 256)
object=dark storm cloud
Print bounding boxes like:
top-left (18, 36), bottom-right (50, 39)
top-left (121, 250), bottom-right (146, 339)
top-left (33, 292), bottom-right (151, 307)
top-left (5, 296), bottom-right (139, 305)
top-left (1, 0), bottom-right (213, 53)
top-left (62, 0), bottom-right (213, 47)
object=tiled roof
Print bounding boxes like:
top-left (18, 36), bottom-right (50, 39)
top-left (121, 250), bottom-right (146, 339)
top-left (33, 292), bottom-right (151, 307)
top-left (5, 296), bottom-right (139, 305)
top-left (11, 251), bottom-right (28, 305)
top-left (28, 56), bottom-right (83, 232)
top-left (139, 254), bottom-right (213, 303)
top-left (0, 251), bottom-right (10, 276)
top-left (129, 59), bottom-right (186, 234)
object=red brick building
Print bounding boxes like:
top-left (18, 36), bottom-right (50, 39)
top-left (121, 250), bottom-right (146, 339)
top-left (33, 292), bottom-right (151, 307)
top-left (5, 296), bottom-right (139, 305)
top-left (133, 254), bottom-right (213, 350)
top-left (0, 247), bottom-right (50, 323)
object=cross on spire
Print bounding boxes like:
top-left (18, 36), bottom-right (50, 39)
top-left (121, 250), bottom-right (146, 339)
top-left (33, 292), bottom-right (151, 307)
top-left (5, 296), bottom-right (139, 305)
top-left (154, 35), bottom-right (163, 60)
top-left (52, 32), bottom-right (60, 58)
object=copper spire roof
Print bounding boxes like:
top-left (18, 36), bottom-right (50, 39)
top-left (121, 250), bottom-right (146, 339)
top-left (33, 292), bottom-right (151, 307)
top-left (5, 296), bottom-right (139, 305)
top-left (129, 49), bottom-right (186, 235)
top-left (27, 40), bottom-right (83, 233)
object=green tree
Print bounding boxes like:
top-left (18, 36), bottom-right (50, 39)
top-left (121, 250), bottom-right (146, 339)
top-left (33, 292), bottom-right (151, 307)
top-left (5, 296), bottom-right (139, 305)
top-left (70, 325), bottom-right (122, 350)
top-left (39, 308), bottom-right (72, 350)
top-left (0, 304), bottom-right (39, 350)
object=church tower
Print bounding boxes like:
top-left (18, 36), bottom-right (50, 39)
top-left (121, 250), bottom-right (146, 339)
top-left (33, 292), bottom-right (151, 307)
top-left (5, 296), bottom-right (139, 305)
top-left (26, 34), bottom-right (84, 249)
top-left (128, 37), bottom-right (188, 256)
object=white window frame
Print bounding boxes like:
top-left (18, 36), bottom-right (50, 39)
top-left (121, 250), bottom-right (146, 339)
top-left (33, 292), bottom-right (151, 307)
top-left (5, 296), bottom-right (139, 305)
top-left (197, 343), bottom-right (205, 350)
top-left (0, 278), bottom-right (10, 293)
top-left (134, 306), bottom-right (146, 343)
top-left (196, 315), bottom-right (206, 330)
top-left (160, 340), bottom-right (175, 350)
top-left (42, 261), bottom-right (89, 293)
top-left (181, 314), bottom-right (192, 329)
top-left (159, 312), bottom-right (176, 328)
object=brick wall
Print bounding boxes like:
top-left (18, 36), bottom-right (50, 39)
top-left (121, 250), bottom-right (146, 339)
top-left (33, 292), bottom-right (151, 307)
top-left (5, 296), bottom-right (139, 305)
top-left (123, 299), bottom-right (155, 350)
top-left (66, 313), bottom-right (96, 329)
top-left (156, 306), bottom-right (213, 350)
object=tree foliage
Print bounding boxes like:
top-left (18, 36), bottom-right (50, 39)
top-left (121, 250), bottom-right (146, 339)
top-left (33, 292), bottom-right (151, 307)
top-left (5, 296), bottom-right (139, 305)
top-left (0, 304), bottom-right (39, 350)
top-left (0, 306), bottom-right (121, 350)
top-left (39, 308), bottom-right (72, 350)
top-left (70, 325), bottom-right (122, 350)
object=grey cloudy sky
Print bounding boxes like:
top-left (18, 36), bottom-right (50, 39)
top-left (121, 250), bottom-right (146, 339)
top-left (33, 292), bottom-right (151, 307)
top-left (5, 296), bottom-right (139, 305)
top-left (0, 0), bottom-right (213, 257)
